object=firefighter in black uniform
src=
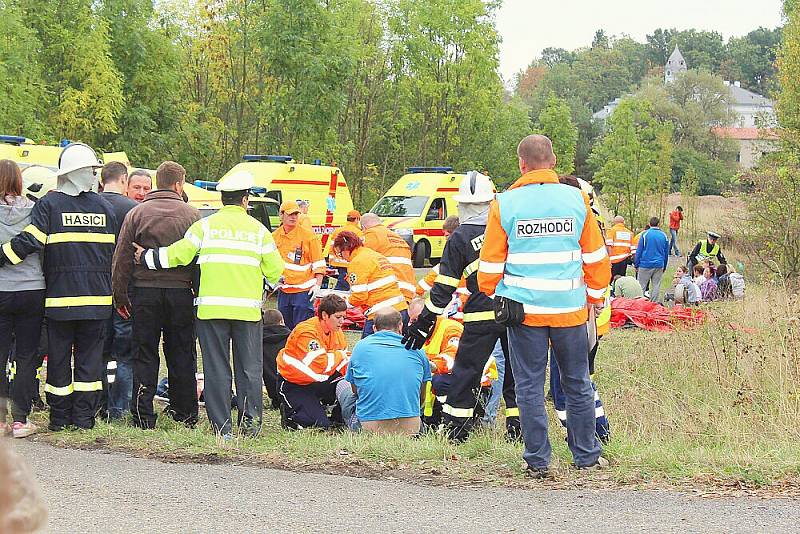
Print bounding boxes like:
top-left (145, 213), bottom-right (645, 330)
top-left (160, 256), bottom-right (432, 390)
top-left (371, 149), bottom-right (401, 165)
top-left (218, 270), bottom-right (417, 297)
top-left (404, 171), bottom-right (520, 442)
top-left (0, 143), bottom-right (116, 430)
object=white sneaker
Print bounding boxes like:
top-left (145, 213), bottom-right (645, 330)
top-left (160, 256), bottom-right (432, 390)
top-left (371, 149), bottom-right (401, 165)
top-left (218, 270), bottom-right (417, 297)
top-left (12, 420), bottom-right (38, 438)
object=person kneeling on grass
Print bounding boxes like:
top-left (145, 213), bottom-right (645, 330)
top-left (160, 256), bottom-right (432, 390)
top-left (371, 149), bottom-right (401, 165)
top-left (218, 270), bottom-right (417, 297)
top-left (336, 308), bottom-right (431, 436)
top-left (276, 295), bottom-right (350, 430)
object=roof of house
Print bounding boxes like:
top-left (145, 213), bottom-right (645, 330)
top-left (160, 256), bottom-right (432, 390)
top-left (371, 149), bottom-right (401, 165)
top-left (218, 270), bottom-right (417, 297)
top-left (728, 84), bottom-right (773, 107)
top-left (712, 127), bottom-right (779, 140)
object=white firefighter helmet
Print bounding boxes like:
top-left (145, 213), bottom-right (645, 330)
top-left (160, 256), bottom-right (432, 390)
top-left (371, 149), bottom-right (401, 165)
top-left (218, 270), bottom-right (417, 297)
top-left (56, 143), bottom-right (102, 196)
top-left (216, 171), bottom-right (254, 192)
top-left (453, 171), bottom-right (494, 204)
top-left (56, 143), bottom-right (102, 177)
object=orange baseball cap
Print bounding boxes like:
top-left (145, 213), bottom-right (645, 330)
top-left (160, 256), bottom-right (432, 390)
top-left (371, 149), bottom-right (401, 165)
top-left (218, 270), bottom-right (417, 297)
top-left (347, 210), bottom-right (361, 219)
top-left (280, 200), bottom-right (301, 214)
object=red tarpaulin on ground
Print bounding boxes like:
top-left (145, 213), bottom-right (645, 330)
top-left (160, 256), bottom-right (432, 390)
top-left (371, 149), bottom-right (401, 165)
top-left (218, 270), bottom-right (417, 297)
top-left (610, 297), bottom-right (706, 332)
top-left (313, 297), bottom-right (366, 330)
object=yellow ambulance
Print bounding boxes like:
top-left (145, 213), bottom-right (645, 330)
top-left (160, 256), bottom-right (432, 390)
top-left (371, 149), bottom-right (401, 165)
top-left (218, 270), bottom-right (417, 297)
top-left (197, 154), bottom-right (355, 248)
top-left (370, 166), bottom-right (476, 267)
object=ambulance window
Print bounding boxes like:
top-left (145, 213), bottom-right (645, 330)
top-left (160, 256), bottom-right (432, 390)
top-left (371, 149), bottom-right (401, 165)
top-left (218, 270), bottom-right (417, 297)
top-left (264, 190), bottom-right (282, 205)
top-left (426, 198), bottom-right (446, 221)
top-left (372, 196), bottom-right (428, 217)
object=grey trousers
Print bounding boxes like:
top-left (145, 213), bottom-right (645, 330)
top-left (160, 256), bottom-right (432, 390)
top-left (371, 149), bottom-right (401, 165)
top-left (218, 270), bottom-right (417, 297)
top-left (196, 319), bottom-right (263, 436)
top-left (507, 323), bottom-right (601, 469)
top-left (637, 267), bottom-right (664, 303)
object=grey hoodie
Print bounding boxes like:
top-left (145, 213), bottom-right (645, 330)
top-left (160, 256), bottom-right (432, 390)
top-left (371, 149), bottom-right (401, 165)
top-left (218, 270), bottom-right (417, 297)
top-left (0, 196), bottom-right (45, 291)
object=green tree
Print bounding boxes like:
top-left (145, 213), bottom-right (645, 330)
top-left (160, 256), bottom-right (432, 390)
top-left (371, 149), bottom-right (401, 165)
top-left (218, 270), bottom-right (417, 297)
top-left (589, 98), bottom-right (663, 228)
top-left (535, 93), bottom-right (577, 175)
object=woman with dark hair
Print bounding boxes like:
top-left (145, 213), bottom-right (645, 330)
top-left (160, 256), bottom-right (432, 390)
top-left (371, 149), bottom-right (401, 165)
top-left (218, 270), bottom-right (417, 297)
top-left (332, 230), bottom-right (409, 337)
top-left (0, 159), bottom-right (46, 438)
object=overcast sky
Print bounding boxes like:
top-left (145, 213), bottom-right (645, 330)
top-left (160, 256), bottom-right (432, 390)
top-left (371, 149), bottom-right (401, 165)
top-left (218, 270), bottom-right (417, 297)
top-left (496, 0), bottom-right (785, 82)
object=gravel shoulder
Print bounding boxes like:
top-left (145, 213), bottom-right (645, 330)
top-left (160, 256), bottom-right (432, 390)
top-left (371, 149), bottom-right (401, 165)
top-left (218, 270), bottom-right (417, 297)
top-left (10, 438), bottom-right (800, 534)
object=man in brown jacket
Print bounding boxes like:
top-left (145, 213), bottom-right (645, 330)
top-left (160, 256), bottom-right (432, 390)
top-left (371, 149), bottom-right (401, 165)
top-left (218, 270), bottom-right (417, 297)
top-left (112, 161), bottom-right (200, 429)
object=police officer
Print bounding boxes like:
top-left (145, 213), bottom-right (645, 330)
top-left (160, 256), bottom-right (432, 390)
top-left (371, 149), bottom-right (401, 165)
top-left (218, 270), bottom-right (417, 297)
top-left (478, 135), bottom-right (611, 477)
top-left (135, 171), bottom-right (284, 437)
top-left (404, 171), bottom-right (520, 442)
top-left (0, 143), bottom-right (116, 431)
top-left (688, 231), bottom-right (726, 270)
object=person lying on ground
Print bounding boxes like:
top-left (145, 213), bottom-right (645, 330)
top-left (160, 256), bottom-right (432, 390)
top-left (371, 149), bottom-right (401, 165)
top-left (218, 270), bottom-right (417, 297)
top-left (336, 308), bottom-right (431, 436)
top-left (611, 274), bottom-right (644, 299)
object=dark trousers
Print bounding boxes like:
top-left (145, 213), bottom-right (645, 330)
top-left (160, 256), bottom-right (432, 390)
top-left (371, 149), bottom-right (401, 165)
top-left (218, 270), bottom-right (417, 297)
top-left (262, 351), bottom-right (281, 410)
top-left (47, 319), bottom-right (106, 430)
top-left (334, 267), bottom-right (350, 291)
top-left (278, 374), bottom-right (342, 429)
top-left (131, 287), bottom-right (198, 429)
top-left (611, 261), bottom-right (628, 278)
top-left (550, 347), bottom-right (609, 441)
top-left (362, 309), bottom-right (410, 338)
top-left (102, 310), bottom-right (134, 419)
top-left (442, 320), bottom-right (517, 438)
top-left (277, 290), bottom-right (314, 330)
top-left (427, 373), bottom-right (490, 426)
top-left (196, 318), bottom-right (263, 436)
top-left (0, 290), bottom-right (45, 423)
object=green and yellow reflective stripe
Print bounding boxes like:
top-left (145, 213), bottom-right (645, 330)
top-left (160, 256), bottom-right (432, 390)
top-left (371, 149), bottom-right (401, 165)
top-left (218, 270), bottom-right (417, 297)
top-left (463, 258), bottom-right (480, 277)
top-left (463, 311), bottom-right (495, 322)
top-left (74, 380), bottom-right (103, 392)
top-left (47, 232), bottom-right (115, 244)
top-left (24, 224), bottom-right (47, 244)
top-left (434, 274), bottom-right (460, 287)
top-left (506, 407), bottom-right (520, 417)
top-left (45, 296), bottom-right (113, 308)
top-left (2, 242), bottom-right (22, 265)
top-left (45, 383), bottom-right (74, 396)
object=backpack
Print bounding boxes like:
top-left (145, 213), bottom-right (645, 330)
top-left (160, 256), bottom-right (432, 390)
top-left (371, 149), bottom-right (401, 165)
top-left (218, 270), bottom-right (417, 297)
top-left (730, 273), bottom-right (745, 298)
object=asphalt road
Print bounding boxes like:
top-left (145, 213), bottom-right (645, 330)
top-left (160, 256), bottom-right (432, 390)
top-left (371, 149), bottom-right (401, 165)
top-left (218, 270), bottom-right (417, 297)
top-left (9, 439), bottom-right (800, 533)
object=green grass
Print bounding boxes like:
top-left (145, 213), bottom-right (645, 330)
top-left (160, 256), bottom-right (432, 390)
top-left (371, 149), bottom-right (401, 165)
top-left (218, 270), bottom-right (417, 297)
top-left (27, 281), bottom-right (800, 493)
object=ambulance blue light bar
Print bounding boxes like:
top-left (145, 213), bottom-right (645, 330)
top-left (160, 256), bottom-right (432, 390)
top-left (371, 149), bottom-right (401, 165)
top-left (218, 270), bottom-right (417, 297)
top-left (242, 154), bottom-right (292, 163)
top-left (0, 135), bottom-right (27, 145)
top-left (407, 166), bottom-right (453, 174)
top-left (193, 180), bottom-right (267, 194)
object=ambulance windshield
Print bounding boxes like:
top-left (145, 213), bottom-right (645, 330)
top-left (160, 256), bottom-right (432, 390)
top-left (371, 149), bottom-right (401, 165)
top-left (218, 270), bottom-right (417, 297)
top-left (372, 196), bottom-right (428, 217)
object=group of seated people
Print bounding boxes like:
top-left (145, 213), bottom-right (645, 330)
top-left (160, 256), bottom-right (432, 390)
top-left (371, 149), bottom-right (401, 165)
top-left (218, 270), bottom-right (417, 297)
top-left (610, 259), bottom-right (745, 305)
top-left (256, 294), bottom-right (482, 435)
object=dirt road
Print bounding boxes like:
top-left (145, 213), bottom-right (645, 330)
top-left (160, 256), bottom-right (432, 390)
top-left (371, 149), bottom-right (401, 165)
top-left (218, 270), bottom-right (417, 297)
top-left (9, 439), bottom-right (799, 533)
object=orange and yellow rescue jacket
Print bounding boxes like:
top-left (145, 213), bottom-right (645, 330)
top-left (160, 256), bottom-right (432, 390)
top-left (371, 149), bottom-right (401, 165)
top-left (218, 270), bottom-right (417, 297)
top-left (347, 246), bottom-right (408, 318)
top-left (328, 222), bottom-right (364, 268)
top-left (363, 224), bottom-right (416, 301)
top-left (277, 316), bottom-right (349, 386)
top-left (605, 223), bottom-right (633, 264)
top-left (273, 224), bottom-right (325, 293)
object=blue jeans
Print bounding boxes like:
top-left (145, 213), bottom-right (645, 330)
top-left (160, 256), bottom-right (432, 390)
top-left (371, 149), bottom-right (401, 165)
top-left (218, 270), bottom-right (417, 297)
top-left (107, 310), bottom-right (133, 419)
top-left (277, 290), bottom-right (315, 330)
top-left (362, 309), bottom-right (409, 338)
top-left (336, 379), bottom-right (361, 431)
top-left (482, 340), bottom-right (505, 425)
top-left (549, 348), bottom-right (609, 441)
top-left (507, 324), bottom-right (601, 469)
top-left (669, 228), bottom-right (680, 256)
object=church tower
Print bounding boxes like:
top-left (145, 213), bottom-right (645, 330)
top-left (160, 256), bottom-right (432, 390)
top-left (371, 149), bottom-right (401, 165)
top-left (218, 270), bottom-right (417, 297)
top-left (665, 45), bottom-right (687, 84)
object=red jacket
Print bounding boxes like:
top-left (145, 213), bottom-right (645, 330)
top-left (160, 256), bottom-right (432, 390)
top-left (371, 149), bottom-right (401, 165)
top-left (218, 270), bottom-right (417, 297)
top-left (669, 210), bottom-right (683, 230)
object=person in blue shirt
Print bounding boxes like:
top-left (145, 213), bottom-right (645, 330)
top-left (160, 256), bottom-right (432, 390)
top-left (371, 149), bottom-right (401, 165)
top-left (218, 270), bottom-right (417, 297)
top-left (337, 308), bottom-right (431, 435)
top-left (634, 216), bottom-right (670, 303)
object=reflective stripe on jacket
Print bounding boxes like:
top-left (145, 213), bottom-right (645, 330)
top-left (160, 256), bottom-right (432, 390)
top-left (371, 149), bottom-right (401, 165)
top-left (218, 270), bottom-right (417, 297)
top-left (273, 224), bottom-right (325, 293)
top-left (346, 246), bottom-right (408, 319)
top-left (0, 191), bottom-right (116, 320)
top-left (277, 316), bottom-right (349, 385)
top-left (144, 205), bottom-right (283, 321)
top-left (478, 169), bottom-right (611, 328)
top-left (363, 225), bottom-right (416, 301)
top-left (605, 223), bottom-right (633, 264)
